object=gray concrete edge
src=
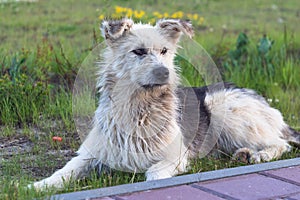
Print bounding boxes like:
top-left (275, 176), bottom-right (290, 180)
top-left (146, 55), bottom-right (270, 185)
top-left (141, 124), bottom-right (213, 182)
top-left (50, 157), bottom-right (300, 200)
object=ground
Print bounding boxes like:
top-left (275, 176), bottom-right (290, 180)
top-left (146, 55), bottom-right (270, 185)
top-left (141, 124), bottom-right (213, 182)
top-left (0, 0), bottom-right (299, 199)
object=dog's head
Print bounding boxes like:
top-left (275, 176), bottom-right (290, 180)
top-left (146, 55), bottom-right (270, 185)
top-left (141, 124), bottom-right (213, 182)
top-left (99, 18), bottom-right (193, 91)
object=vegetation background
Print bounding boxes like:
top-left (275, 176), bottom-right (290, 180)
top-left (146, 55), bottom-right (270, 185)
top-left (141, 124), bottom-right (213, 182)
top-left (0, 0), bottom-right (299, 199)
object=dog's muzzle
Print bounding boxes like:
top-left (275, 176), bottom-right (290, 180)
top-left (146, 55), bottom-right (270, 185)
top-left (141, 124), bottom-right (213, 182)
top-left (152, 66), bottom-right (169, 83)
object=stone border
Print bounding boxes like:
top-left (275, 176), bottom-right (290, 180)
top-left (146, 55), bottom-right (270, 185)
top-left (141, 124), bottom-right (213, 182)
top-left (51, 158), bottom-right (300, 200)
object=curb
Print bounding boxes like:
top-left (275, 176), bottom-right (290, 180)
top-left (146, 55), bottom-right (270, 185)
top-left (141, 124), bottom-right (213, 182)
top-left (51, 157), bottom-right (300, 200)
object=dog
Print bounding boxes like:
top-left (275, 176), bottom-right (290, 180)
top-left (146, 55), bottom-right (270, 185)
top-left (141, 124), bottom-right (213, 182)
top-left (31, 18), bottom-right (300, 189)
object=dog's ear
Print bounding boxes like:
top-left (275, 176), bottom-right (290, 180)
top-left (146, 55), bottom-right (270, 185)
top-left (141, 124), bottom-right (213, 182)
top-left (155, 19), bottom-right (194, 44)
top-left (100, 18), bottom-right (133, 44)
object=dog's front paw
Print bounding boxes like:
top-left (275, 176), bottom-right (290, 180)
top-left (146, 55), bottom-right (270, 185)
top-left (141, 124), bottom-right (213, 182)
top-left (145, 171), bottom-right (172, 181)
top-left (233, 148), bottom-right (254, 164)
top-left (27, 181), bottom-right (45, 191)
top-left (28, 176), bottom-right (65, 190)
top-left (233, 148), bottom-right (271, 164)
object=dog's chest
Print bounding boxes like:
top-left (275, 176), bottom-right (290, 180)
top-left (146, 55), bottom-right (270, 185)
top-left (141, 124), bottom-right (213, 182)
top-left (95, 95), bottom-right (180, 171)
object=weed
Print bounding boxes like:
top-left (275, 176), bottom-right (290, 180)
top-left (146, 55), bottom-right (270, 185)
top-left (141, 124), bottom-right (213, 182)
top-left (227, 32), bottom-right (249, 67)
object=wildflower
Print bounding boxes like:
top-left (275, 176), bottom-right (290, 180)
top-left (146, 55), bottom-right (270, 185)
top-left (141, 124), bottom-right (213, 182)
top-left (199, 17), bottom-right (205, 25)
top-left (163, 12), bottom-right (169, 18)
top-left (134, 10), bottom-right (145, 19)
top-left (149, 18), bottom-right (156, 24)
top-left (112, 13), bottom-right (120, 19)
top-left (115, 6), bottom-right (126, 14)
top-left (277, 17), bottom-right (284, 23)
top-left (153, 11), bottom-right (163, 19)
top-left (267, 98), bottom-right (273, 103)
top-left (187, 13), bottom-right (193, 20)
top-left (171, 11), bottom-right (184, 19)
top-left (126, 8), bottom-right (133, 18)
top-left (98, 14), bottom-right (105, 20)
top-left (271, 4), bottom-right (278, 10)
top-left (153, 11), bottom-right (160, 16)
top-left (193, 14), bottom-right (198, 20)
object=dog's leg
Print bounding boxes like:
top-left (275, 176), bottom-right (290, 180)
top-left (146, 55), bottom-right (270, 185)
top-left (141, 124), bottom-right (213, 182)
top-left (32, 153), bottom-right (92, 189)
top-left (145, 156), bottom-right (188, 180)
top-left (233, 147), bottom-right (255, 163)
top-left (31, 125), bottom-right (104, 190)
top-left (146, 140), bottom-right (189, 181)
top-left (253, 144), bottom-right (292, 163)
top-left (233, 142), bottom-right (291, 164)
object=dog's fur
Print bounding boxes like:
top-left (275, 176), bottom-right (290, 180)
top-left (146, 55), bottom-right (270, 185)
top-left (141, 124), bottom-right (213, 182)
top-left (32, 18), bottom-right (300, 189)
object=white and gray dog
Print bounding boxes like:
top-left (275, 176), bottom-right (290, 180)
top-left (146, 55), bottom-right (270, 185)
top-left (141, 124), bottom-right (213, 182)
top-left (32, 18), bottom-right (299, 189)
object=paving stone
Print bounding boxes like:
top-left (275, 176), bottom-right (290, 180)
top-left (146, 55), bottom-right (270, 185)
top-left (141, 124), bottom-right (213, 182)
top-left (118, 185), bottom-right (224, 200)
top-left (263, 166), bottom-right (300, 185)
top-left (288, 192), bottom-right (300, 199)
top-left (197, 174), bottom-right (300, 200)
top-left (50, 161), bottom-right (300, 200)
top-left (92, 197), bottom-right (114, 200)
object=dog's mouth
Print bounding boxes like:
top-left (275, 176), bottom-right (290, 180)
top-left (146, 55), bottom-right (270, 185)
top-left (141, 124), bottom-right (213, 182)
top-left (141, 84), bottom-right (166, 89)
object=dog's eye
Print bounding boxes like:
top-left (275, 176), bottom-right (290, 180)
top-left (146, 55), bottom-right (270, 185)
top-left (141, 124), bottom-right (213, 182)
top-left (161, 47), bottom-right (168, 55)
top-left (132, 48), bottom-right (148, 56)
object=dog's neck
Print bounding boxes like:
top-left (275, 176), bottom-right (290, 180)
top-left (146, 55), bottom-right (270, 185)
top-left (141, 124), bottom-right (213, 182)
top-left (109, 85), bottom-right (176, 124)
top-left (95, 81), bottom-right (179, 143)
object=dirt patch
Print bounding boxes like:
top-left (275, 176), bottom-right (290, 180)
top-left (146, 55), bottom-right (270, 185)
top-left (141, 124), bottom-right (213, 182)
top-left (0, 127), bottom-right (80, 179)
top-left (0, 136), bottom-right (33, 157)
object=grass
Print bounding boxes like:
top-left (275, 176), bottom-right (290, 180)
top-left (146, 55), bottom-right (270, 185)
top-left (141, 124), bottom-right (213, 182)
top-left (0, 0), bottom-right (299, 199)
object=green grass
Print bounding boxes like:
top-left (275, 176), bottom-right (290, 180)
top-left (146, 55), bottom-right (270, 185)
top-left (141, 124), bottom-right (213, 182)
top-left (0, 0), bottom-right (300, 199)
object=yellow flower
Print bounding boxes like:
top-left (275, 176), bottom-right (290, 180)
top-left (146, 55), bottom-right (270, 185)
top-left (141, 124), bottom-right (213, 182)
top-left (126, 8), bottom-right (133, 17)
top-left (171, 12), bottom-right (178, 18)
top-left (153, 11), bottom-right (160, 16)
top-left (198, 17), bottom-right (205, 25)
top-left (112, 13), bottom-right (120, 18)
top-left (153, 11), bottom-right (163, 18)
top-left (163, 12), bottom-right (169, 18)
top-left (134, 10), bottom-right (145, 19)
top-left (98, 14), bottom-right (105, 20)
top-left (149, 18), bottom-right (156, 24)
top-left (187, 13), bottom-right (193, 19)
top-left (193, 14), bottom-right (198, 20)
top-left (115, 6), bottom-right (126, 14)
top-left (171, 11), bottom-right (184, 19)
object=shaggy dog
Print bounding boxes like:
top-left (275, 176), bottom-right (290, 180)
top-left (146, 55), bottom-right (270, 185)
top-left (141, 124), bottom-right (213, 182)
top-left (32, 18), bottom-right (300, 189)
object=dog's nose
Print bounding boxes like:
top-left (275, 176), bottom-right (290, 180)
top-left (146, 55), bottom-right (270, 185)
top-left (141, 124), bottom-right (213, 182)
top-left (152, 66), bottom-right (169, 81)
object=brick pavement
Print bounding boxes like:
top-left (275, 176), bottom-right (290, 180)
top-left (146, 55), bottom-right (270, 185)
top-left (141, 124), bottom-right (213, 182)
top-left (51, 158), bottom-right (300, 200)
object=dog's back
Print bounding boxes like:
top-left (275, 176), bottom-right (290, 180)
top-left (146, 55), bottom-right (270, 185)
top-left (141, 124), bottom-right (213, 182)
top-left (179, 83), bottom-right (300, 163)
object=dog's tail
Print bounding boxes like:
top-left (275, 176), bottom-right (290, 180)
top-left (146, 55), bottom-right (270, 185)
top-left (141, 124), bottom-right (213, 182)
top-left (286, 127), bottom-right (300, 147)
